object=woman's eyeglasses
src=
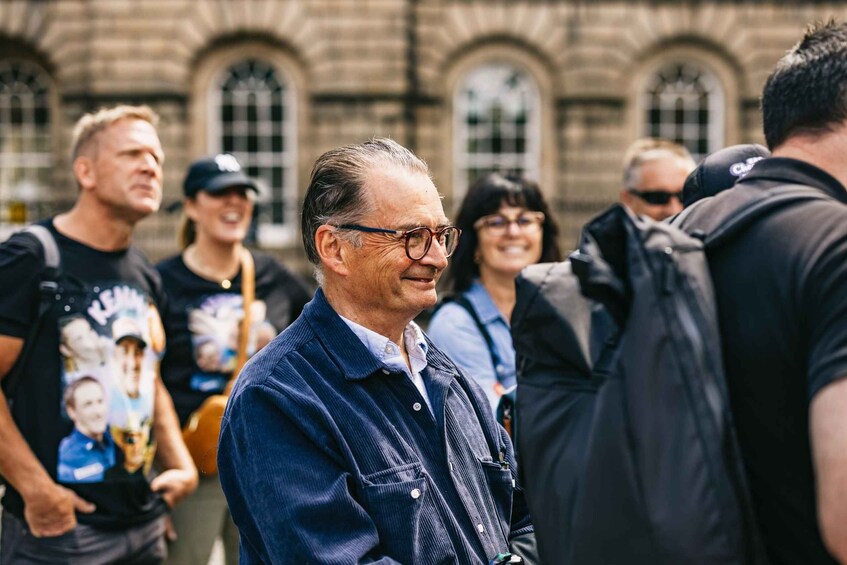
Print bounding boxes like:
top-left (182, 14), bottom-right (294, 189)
top-left (473, 211), bottom-right (545, 235)
top-left (335, 224), bottom-right (462, 261)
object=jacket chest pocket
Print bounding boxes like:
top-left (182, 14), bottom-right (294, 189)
top-left (362, 462), bottom-right (456, 564)
top-left (479, 459), bottom-right (515, 542)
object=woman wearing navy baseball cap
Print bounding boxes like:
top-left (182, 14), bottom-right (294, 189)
top-left (155, 154), bottom-right (312, 564)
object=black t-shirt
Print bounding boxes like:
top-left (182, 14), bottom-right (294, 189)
top-left (156, 251), bottom-right (312, 425)
top-left (696, 158), bottom-right (847, 565)
top-left (0, 219), bottom-right (168, 529)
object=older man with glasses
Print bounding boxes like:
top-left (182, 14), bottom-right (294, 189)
top-left (218, 138), bottom-right (537, 564)
top-left (619, 137), bottom-right (696, 221)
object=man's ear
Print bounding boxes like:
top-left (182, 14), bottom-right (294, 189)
top-left (73, 156), bottom-right (95, 192)
top-left (315, 225), bottom-right (350, 277)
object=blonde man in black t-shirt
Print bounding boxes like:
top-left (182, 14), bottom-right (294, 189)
top-left (0, 105), bottom-right (197, 563)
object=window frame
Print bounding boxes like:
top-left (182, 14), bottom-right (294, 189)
top-left (0, 58), bottom-right (54, 237)
top-left (206, 57), bottom-right (298, 247)
top-left (451, 62), bottom-right (542, 205)
top-left (629, 46), bottom-right (741, 163)
top-left (191, 42), bottom-right (306, 249)
top-left (640, 60), bottom-right (724, 161)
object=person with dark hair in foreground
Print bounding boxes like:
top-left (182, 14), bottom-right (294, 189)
top-left (677, 21), bottom-right (847, 564)
top-left (218, 138), bottom-right (536, 564)
top-left (429, 173), bottom-right (561, 413)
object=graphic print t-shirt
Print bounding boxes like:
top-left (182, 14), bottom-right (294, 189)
top-left (157, 251), bottom-right (312, 425)
top-left (0, 220), bottom-right (167, 528)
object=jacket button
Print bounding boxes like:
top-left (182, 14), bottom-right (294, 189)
top-left (382, 369), bottom-right (390, 375)
top-left (411, 488), bottom-right (421, 499)
top-left (477, 524), bottom-right (484, 533)
top-left (412, 402), bottom-right (422, 411)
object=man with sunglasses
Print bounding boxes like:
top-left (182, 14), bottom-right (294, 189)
top-left (619, 137), bottom-right (696, 221)
top-left (218, 138), bottom-right (536, 564)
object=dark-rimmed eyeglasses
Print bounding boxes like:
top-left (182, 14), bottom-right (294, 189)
top-left (335, 224), bottom-right (462, 261)
top-left (473, 211), bottom-right (545, 236)
top-left (628, 189), bottom-right (682, 206)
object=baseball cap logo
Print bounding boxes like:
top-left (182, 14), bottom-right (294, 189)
top-left (729, 156), bottom-right (765, 177)
top-left (215, 154), bottom-right (242, 173)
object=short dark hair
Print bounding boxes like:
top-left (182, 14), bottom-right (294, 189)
top-left (762, 20), bottom-right (847, 150)
top-left (445, 173), bottom-right (562, 293)
top-left (300, 138), bottom-right (430, 275)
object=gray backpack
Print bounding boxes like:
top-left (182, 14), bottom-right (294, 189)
top-left (512, 185), bottom-right (827, 565)
top-left (2, 224), bottom-right (61, 401)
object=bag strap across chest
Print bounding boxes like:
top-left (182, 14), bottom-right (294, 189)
top-left (224, 248), bottom-right (255, 396)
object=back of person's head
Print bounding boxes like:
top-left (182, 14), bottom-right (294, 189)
top-left (446, 173), bottom-right (561, 293)
top-left (762, 20), bottom-right (847, 150)
top-left (301, 138), bottom-right (430, 282)
top-left (682, 144), bottom-right (771, 207)
top-left (70, 105), bottom-right (159, 162)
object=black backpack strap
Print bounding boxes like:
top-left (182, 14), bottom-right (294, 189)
top-left (705, 184), bottom-right (830, 249)
top-left (2, 225), bottom-right (62, 400)
top-left (673, 183), bottom-right (831, 250)
top-left (444, 295), bottom-right (504, 380)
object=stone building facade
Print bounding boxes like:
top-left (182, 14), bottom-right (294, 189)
top-left (0, 0), bottom-right (843, 271)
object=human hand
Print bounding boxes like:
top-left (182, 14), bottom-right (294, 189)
top-left (150, 468), bottom-right (198, 508)
top-left (23, 482), bottom-right (95, 537)
top-left (164, 514), bottom-right (178, 542)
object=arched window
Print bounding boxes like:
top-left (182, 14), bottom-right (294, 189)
top-left (0, 60), bottom-right (52, 225)
top-left (453, 63), bottom-right (540, 202)
top-left (208, 59), bottom-right (296, 244)
top-left (643, 62), bottom-right (724, 160)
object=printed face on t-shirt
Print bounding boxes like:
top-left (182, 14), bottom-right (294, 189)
top-left (56, 283), bottom-right (162, 484)
top-left (66, 379), bottom-right (108, 441)
top-left (185, 295), bottom-right (276, 394)
top-left (115, 337), bottom-right (145, 398)
top-left (60, 316), bottom-right (106, 368)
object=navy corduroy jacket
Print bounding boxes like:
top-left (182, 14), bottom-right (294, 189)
top-left (219, 288), bottom-right (533, 564)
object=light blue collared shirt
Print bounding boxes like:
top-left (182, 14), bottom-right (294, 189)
top-left (428, 279), bottom-right (515, 414)
top-left (339, 316), bottom-right (432, 412)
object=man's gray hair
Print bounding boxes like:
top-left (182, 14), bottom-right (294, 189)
top-left (301, 138), bottom-right (430, 285)
top-left (622, 137), bottom-right (694, 190)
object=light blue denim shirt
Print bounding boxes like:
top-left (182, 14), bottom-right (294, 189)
top-left (428, 279), bottom-right (515, 414)
top-left (340, 316), bottom-right (432, 412)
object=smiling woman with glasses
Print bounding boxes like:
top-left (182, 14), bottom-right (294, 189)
top-left (428, 173), bottom-right (561, 414)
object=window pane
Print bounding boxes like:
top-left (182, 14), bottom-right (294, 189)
top-left (212, 59), bottom-right (296, 234)
top-left (454, 64), bottom-right (540, 200)
top-left (0, 60), bottom-right (52, 225)
top-left (643, 62), bottom-right (723, 161)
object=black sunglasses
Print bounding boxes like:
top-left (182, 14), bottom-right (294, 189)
top-left (628, 189), bottom-right (682, 206)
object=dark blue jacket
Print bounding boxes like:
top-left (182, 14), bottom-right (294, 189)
top-left (219, 289), bottom-right (533, 564)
